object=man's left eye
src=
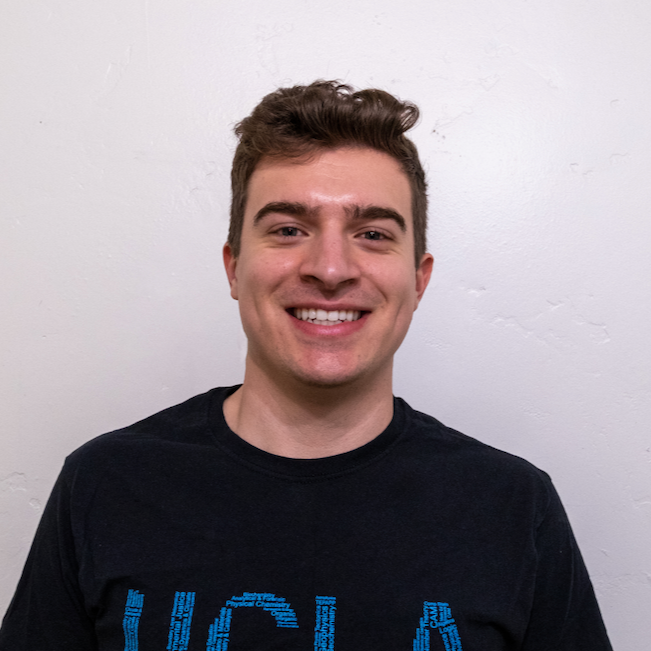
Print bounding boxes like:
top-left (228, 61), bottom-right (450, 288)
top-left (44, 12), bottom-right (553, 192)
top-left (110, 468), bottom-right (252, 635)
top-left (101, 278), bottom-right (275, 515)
top-left (363, 230), bottom-right (385, 240)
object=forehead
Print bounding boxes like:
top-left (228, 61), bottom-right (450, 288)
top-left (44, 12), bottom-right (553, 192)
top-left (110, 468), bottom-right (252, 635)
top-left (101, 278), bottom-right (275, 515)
top-left (245, 147), bottom-right (413, 223)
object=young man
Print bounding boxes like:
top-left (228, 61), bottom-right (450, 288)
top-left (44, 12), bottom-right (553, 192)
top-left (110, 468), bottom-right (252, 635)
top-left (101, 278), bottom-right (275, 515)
top-left (0, 81), bottom-right (612, 650)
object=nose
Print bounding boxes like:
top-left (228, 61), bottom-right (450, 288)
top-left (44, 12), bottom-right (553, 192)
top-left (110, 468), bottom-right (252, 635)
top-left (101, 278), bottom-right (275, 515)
top-left (298, 230), bottom-right (361, 291)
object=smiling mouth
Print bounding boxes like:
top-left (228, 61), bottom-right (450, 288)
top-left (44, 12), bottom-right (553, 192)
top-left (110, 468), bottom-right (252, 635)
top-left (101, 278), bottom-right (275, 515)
top-left (292, 308), bottom-right (363, 326)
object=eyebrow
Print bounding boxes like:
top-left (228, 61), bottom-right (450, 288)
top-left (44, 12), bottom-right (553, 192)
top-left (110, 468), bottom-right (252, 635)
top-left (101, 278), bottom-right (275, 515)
top-left (252, 202), bottom-right (316, 225)
top-left (347, 205), bottom-right (407, 233)
top-left (253, 201), bottom-right (407, 233)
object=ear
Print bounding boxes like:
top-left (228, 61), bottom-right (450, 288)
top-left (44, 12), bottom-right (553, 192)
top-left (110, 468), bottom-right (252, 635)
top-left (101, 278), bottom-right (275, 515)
top-left (223, 243), bottom-right (239, 300)
top-left (413, 252), bottom-right (434, 310)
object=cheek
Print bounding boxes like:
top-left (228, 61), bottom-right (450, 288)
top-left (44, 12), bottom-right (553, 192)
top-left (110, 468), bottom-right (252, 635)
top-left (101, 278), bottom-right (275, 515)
top-left (248, 254), bottom-right (297, 288)
top-left (392, 275), bottom-right (421, 319)
top-left (380, 267), bottom-right (417, 299)
top-left (237, 255), bottom-right (295, 305)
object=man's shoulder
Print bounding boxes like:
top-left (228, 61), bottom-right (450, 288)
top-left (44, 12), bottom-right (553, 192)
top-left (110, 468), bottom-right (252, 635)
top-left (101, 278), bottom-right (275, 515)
top-left (65, 386), bottom-right (234, 470)
top-left (398, 398), bottom-right (554, 501)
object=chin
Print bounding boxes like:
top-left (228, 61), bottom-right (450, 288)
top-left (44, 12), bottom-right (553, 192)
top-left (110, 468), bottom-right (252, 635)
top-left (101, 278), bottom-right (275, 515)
top-left (286, 361), bottom-right (381, 391)
top-left (293, 374), bottom-right (358, 389)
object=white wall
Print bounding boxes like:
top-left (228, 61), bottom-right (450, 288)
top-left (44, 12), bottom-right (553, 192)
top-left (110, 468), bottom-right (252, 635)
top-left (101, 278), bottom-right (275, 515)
top-left (1, 0), bottom-right (649, 647)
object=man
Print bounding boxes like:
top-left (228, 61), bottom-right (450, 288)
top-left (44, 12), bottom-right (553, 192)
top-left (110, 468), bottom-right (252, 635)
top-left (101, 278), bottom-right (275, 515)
top-left (0, 81), bottom-right (612, 650)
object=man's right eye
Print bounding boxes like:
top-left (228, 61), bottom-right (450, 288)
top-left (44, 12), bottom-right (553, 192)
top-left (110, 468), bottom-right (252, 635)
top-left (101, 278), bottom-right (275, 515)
top-left (278, 226), bottom-right (300, 237)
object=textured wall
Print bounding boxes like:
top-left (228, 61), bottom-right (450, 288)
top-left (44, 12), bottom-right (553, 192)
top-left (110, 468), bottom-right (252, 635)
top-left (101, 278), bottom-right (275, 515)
top-left (1, 0), bottom-right (650, 647)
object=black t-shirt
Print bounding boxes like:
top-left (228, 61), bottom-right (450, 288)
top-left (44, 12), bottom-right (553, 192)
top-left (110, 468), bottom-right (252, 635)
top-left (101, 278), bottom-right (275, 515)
top-left (0, 386), bottom-right (612, 650)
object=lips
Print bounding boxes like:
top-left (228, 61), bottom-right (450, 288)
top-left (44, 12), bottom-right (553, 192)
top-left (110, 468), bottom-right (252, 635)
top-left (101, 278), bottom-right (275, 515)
top-left (292, 308), bottom-right (363, 326)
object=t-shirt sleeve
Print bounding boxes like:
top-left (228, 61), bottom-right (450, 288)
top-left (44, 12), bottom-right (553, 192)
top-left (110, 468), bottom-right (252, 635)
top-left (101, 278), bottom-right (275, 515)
top-left (521, 478), bottom-right (613, 651)
top-left (0, 462), bottom-right (97, 650)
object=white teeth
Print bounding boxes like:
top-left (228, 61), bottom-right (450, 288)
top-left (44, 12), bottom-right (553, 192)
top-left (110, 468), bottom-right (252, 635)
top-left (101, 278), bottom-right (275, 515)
top-left (293, 308), bottom-right (362, 325)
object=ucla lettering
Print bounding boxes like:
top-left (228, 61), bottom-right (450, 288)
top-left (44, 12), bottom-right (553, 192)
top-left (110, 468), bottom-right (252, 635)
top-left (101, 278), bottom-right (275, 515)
top-left (122, 589), bottom-right (144, 651)
top-left (167, 592), bottom-right (196, 651)
top-left (122, 590), bottom-right (462, 649)
top-left (412, 602), bottom-right (463, 651)
top-left (207, 593), bottom-right (298, 651)
top-left (314, 596), bottom-right (336, 651)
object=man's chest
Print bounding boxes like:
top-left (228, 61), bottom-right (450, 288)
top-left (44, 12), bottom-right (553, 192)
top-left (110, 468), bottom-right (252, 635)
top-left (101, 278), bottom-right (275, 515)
top-left (81, 468), bottom-right (535, 650)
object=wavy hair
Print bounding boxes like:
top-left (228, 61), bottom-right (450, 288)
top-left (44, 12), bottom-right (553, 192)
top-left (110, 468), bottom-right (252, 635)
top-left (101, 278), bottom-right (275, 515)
top-left (229, 80), bottom-right (428, 265)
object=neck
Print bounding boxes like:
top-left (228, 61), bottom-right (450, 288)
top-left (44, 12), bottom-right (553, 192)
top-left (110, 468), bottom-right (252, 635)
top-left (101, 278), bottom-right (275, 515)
top-left (223, 364), bottom-right (395, 459)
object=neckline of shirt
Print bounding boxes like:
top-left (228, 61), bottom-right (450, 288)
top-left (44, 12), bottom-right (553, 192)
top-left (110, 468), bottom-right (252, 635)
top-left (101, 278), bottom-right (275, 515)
top-left (207, 385), bottom-right (407, 481)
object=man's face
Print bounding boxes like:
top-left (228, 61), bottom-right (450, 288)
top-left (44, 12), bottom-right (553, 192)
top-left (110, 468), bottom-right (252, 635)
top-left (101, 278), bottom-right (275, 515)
top-left (223, 147), bottom-right (433, 390)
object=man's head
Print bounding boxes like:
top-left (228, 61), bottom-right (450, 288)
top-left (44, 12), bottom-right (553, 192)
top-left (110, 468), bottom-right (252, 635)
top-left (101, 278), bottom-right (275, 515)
top-left (228, 80), bottom-right (428, 266)
top-left (223, 81), bottom-right (433, 392)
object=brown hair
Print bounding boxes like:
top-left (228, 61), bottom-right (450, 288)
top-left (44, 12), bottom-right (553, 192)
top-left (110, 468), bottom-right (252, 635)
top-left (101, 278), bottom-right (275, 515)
top-left (229, 80), bottom-right (428, 265)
